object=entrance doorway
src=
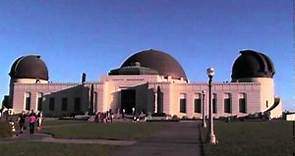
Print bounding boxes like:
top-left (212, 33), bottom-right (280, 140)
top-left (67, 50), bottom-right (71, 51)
top-left (121, 89), bottom-right (136, 114)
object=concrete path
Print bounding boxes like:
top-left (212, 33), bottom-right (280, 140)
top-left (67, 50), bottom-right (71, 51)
top-left (110, 121), bottom-right (203, 156)
top-left (0, 130), bottom-right (136, 145)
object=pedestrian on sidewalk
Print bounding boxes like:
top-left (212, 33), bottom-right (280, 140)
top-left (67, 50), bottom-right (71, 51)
top-left (29, 110), bottom-right (37, 134)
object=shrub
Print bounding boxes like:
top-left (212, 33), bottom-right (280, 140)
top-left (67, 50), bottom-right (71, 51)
top-left (192, 116), bottom-right (198, 120)
top-left (181, 116), bottom-right (188, 120)
top-left (0, 120), bottom-right (12, 138)
top-left (172, 115), bottom-right (179, 121)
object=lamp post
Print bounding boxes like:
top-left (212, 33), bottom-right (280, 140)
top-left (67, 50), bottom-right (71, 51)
top-left (202, 90), bottom-right (207, 128)
top-left (207, 67), bottom-right (217, 144)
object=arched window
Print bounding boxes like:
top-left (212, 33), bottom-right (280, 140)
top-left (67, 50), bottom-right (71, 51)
top-left (94, 92), bottom-right (98, 113)
top-left (49, 97), bottom-right (55, 111)
top-left (224, 93), bottom-right (231, 113)
top-left (179, 93), bottom-right (186, 113)
top-left (239, 93), bottom-right (247, 113)
top-left (213, 93), bottom-right (217, 114)
top-left (74, 97), bottom-right (81, 112)
top-left (25, 92), bottom-right (31, 111)
top-left (37, 92), bottom-right (43, 111)
top-left (61, 97), bottom-right (68, 111)
top-left (194, 93), bottom-right (201, 113)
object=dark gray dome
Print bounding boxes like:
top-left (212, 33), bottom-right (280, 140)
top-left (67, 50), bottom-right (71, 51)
top-left (9, 55), bottom-right (49, 80)
top-left (231, 50), bottom-right (275, 80)
top-left (109, 49), bottom-right (187, 80)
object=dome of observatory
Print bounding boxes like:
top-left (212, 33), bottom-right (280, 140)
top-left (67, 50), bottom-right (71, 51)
top-left (231, 50), bottom-right (275, 80)
top-left (9, 55), bottom-right (49, 80)
top-left (110, 49), bottom-right (187, 80)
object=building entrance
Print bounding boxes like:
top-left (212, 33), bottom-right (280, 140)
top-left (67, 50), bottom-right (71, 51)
top-left (121, 89), bottom-right (136, 114)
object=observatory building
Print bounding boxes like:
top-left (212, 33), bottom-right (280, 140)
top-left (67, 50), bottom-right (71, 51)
top-left (6, 49), bottom-right (282, 118)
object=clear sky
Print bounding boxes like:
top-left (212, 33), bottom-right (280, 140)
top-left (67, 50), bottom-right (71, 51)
top-left (0, 0), bottom-right (293, 110)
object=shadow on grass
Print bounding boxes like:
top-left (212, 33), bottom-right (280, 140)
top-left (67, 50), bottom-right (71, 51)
top-left (199, 125), bottom-right (207, 156)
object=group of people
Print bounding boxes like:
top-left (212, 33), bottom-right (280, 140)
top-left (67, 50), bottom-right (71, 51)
top-left (94, 109), bottom-right (113, 123)
top-left (18, 110), bottom-right (43, 134)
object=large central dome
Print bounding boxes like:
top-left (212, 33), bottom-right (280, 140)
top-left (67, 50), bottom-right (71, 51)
top-left (110, 49), bottom-right (187, 80)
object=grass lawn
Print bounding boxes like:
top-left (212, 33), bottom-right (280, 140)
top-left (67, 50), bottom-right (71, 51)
top-left (42, 120), bottom-right (163, 140)
top-left (43, 119), bottom-right (86, 126)
top-left (0, 142), bottom-right (113, 156)
top-left (201, 120), bottom-right (295, 156)
top-left (0, 120), bottom-right (162, 156)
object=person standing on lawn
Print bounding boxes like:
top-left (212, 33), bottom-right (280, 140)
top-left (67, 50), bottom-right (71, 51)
top-left (109, 109), bottom-right (113, 123)
top-left (37, 112), bottom-right (43, 131)
top-left (29, 110), bottom-right (37, 134)
top-left (18, 111), bottom-right (26, 134)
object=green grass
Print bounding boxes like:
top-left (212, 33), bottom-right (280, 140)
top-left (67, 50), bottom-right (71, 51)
top-left (0, 120), bottom-right (162, 156)
top-left (201, 120), bottom-right (295, 156)
top-left (0, 142), bottom-right (113, 156)
top-left (0, 120), bottom-right (12, 138)
top-left (42, 121), bottom-right (162, 140)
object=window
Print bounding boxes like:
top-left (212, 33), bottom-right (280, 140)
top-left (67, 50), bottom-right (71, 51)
top-left (194, 93), bottom-right (201, 113)
top-left (266, 100), bottom-right (268, 108)
top-left (224, 93), bottom-right (231, 113)
top-left (74, 97), bottom-right (81, 112)
top-left (37, 93), bottom-right (43, 111)
top-left (25, 92), bottom-right (31, 111)
top-left (62, 98), bottom-right (68, 111)
top-left (179, 94), bottom-right (186, 113)
top-left (213, 93), bottom-right (217, 114)
top-left (49, 98), bottom-right (55, 111)
top-left (239, 93), bottom-right (247, 113)
top-left (94, 92), bottom-right (97, 112)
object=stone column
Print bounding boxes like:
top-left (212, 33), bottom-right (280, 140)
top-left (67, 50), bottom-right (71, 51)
top-left (154, 89), bottom-right (158, 113)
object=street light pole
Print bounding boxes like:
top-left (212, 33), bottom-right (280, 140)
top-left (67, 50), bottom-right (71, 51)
top-left (207, 67), bottom-right (217, 144)
top-left (202, 90), bottom-right (207, 128)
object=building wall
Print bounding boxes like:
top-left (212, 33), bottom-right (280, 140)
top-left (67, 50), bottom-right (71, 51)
top-left (149, 81), bottom-right (261, 118)
top-left (11, 82), bottom-right (90, 116)
top-left (234, 77), bottom-right (282, 118)
top-left (98, 75), bottom-right (163, 114)
top-left (9, 75), bottom-right (282, 118)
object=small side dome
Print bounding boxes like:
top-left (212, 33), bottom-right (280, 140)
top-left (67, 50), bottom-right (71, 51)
top-left (109, 49), bottom-right (187, 80)
top-left (231, 50), bottom-right (275, 80)
top-left (9, 55), bottom-right (49, 80)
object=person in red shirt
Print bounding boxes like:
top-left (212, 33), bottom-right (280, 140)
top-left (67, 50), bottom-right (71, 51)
top-left (28, 110), bottom-right (37, 134)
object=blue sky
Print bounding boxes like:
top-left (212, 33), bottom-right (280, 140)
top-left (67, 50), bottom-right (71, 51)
top-left (0, 0), bottom-right (293, 110)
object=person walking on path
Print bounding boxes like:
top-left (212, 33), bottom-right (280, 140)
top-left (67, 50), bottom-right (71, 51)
top-left (29, 111), bottom-right (37, 134)
top-left (18, 111), bottom-right (26, 134)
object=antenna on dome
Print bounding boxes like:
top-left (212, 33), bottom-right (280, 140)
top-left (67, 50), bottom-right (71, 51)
top-left (81, 73), bottom-right (86, 84)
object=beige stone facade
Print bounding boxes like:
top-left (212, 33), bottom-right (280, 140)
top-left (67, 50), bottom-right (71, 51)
top-left (9, 75), bottom-right (282, 118)
top-left (7, 50), bottom-right (283, 118)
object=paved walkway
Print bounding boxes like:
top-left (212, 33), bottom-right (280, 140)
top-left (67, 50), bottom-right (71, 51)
top-left (0, 130), bottom-right (136, 146)
top-left (110, 121), bottom-right (203, 156)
